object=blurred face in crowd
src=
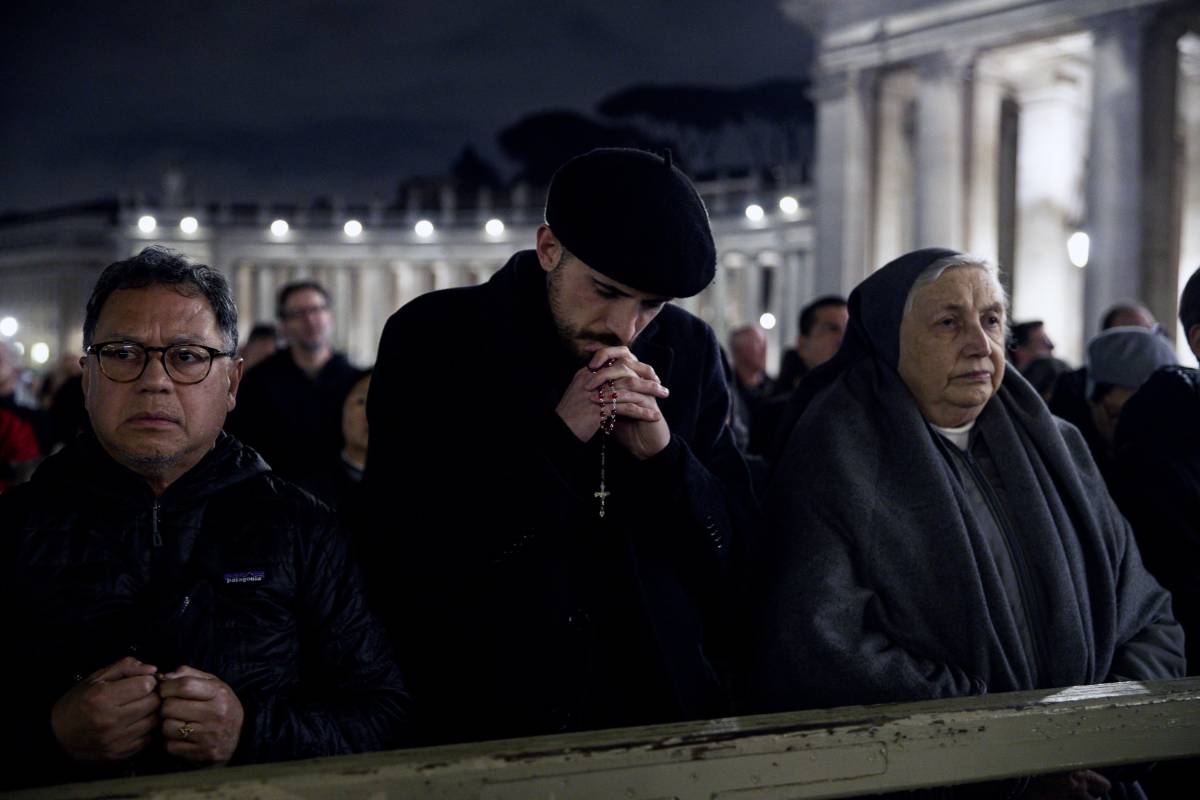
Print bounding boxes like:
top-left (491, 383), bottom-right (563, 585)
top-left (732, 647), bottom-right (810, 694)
top-left (799, 304), bottom-right (848, 370)
top-left (730, 327), bottom-right (768, 377)
top-left (537, 226), bottom-right (670, 359)
top-left (1012, 324), bottom-right (1054, 370)
top-left (342, 373), bottom-right (371, 458)
top-left (1105, 306), bottom-right (1155, 330)
top-left (83, 284), bottom-right (242, 493)
top-left (1090, 385), bottom-right (1136, 446)
top-left (899, 266), bottom-right (1006, 428)
top-left (280, 288), bottom-right (333, 353)
top-left (0, 342), bottom-right (17, 394)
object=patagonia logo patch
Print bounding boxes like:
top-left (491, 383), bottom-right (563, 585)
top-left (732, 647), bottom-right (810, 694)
top-left (224, 570), bottom-right (265, 585)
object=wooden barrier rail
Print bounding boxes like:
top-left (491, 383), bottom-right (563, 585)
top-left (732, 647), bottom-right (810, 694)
top-left (14, 678), bottom-right (1200, 799)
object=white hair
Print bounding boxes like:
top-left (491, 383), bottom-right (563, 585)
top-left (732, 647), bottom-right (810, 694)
top-left (902, 254), bottom-right (1008, 317)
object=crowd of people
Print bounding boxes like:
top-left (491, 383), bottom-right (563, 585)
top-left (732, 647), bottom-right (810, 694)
top-left (0, 148), bottom-right (1194, 797)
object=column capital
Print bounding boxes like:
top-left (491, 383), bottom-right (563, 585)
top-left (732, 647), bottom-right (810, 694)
top-left (813, 67), bottom-right (877, 103)
top-left (915, 48), bottom-right (975, 82)
top-left (1088, 6), bottom-right (1155, 51)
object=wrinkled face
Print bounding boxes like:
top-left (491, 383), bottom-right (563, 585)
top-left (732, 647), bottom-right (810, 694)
top-left (799, 305), bottom-right (849, 370)
top-left (537, 227), bottom-right (670, 359)
top-left (83, 285), bottom-right (242, 488)
top-left (898, 266), bottom-right (1006, 428)
top-left (342, 373), bottom-right (370, 453)
top-left (1090, 385), bottom-right (1136, 446)
top-left (280, 288), bottom-right (333, 353)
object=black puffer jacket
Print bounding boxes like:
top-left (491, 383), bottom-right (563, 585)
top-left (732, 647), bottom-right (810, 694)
top-left (0, 432), bottom-right (409, 789)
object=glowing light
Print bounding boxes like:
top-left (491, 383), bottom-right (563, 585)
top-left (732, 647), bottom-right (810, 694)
top-left (137, 215), bottom-right (157, 233)
top-left (484, 218), bottom-right (505, 237)
top-left (31, 342), bottom-right (49, 364)
top-left (343, 219), bottom-right (363, 237)
top-left (179, 216), bottom-right (199, 234)
top-left (270, 219), bottom-right (289, 237)
top-left (778, 196), bottom-right (799, 214)
top-left (414, 219), bottom-right (435, 238)
top-left (745, 204), bottom-right (765, 222)
top-left (1067, 232), bottom-right (1089, 268)
top-left (759, 312), bottom-right (777, 330)
top-left (0, 317), bottom-right (17, 337)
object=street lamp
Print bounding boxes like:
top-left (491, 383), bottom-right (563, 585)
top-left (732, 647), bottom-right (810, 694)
top-left (485, 219), bottom-right (505, 237)
top-left (343, 219), bottom-right (363, 237)
top-left (137, 215), bottom-right (157, 233)
top-left (745, 204), bottom-right (765, 222)
top-left (414, 220), bottom-right (435, 238)
top-left (179, 216), bottom-right (199, 234)
top-left (270, 219), bottom-right (289, 237)
top-left (0, 317), bottom-right (17, 337)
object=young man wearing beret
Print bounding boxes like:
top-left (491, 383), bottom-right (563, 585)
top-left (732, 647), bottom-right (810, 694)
top-left (360, 148), bottom-right (755, 744)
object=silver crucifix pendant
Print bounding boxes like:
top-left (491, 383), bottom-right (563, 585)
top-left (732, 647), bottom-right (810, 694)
top-left (594, 484), bottom-right (610, 518)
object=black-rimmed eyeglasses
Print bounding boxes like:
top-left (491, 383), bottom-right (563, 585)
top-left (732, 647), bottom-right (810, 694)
top-left (85, 341), bottom-right (236, 385)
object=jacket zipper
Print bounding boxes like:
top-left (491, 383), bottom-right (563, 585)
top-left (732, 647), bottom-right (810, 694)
top-left (151, 501), bottom-right (162, 548)
top-left (960, 451), bottom-right (1049, 685)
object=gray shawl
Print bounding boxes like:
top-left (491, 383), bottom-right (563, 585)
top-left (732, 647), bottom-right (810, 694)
top-left (750, 248), bottom-right (1184, 711)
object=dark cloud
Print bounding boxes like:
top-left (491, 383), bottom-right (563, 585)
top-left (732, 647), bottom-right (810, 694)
top-left (0, 1), bottom-right (813, 213)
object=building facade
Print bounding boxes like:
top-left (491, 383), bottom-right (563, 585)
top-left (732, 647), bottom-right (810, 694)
top-left (0, 178), bottom-right (814, 371)
top-left (787, 0), bottom-right (1200, 363)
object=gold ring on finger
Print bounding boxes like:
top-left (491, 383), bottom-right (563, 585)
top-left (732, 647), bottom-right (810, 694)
top-left (178, 723), bottom-right (195, 740)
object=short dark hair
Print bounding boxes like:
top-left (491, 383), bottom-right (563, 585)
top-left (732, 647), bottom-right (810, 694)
top-left (276, 281), bottom-right (331, 320)
top-left (798, 295), bottom-right (848, 337)
top-left (1009, 320), bottom-right (1044, 351)
top-left (84, 246), bottom-right (238, 351)
top-left (1180, 267), bottom-right (1200, 335)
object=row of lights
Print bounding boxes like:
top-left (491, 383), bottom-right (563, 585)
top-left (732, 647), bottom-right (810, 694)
top-left (745, 196), bottom-right (803, 223)
top-left (137, 214), bottom-right (509, 240)
top-left (0, 317), bottom-right (50, 364)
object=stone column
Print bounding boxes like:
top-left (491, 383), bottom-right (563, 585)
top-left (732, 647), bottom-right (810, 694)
top-left (1084, 9), bottom-right (1168, 340)
top-left (254, 263), bottom-right (275, 325)
top-left (814, 67), bottom-right (876, 294)
top-left (967, 58), bottom-right (1005, 266)
top-left (1013, 59), bottom-right (1091, 364)
top-left (874, 68), bottom-right (920, 263)
top-left (915, 51), bottom-right (971, 250)
top-left (1178, 34), bottom-right (1200, 365)
top-left (1138, 14), bottom-right (1184, 336)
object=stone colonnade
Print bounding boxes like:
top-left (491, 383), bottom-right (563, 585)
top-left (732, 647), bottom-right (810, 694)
top-left (813, 2), bottom-right (1199, 365)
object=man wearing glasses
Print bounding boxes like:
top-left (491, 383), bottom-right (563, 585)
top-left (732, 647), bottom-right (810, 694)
top-left (225, 280), bottom-right (360, 498)
top-left (0, 247), bottom-right (408, 789)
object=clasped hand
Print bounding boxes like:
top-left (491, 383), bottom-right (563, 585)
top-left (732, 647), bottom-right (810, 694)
top-left (555, 345), bottom-right (671, 460)
top-left (51, 656), bottom-right (244, 767)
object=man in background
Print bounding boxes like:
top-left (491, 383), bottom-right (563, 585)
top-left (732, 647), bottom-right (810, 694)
top-left (226, 282), bottom-right (359, 493)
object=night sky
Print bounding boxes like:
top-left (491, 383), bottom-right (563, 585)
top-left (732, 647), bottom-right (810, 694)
top-left (1, 1), bottom-right (814, 215)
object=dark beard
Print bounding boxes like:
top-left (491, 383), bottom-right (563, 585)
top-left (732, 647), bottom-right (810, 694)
top-left (546, 260), bottom-right (621, 362)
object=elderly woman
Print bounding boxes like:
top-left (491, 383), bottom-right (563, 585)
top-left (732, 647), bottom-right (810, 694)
top-left (750, 248), bottom-right (1183, 722)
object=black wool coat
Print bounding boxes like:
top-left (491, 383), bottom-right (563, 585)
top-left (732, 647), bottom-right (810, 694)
top-left (0, 433), bottom-right (409, 789)
top-left (360, 251), bottom-right (756, 744)
top-left (225, 348), bottom-right (361, 497)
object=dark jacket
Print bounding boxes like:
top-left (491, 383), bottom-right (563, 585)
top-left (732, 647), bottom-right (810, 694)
top-left (360, 251), bottom-right (756, 744)
top-left (1114, 365), bottom-right (1200, 674)
top-left (0, 432), bottom-right (409, 789)
top-left (225, 348), bottom-right (361, 496)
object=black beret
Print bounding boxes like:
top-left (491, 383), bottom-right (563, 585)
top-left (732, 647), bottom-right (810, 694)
top-left (544, 148), bottom-right (716, 298)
